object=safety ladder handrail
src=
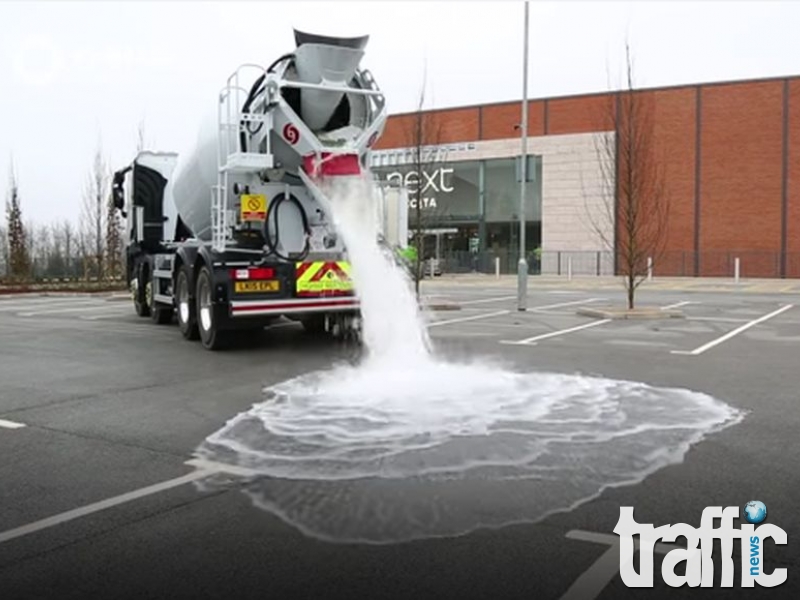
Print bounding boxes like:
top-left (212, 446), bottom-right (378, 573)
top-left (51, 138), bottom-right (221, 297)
top-left (213, 65), bottom-right (272, 253)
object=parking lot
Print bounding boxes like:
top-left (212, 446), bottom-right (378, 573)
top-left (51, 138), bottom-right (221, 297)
top-left (0, 280), bottom-right (798, 599)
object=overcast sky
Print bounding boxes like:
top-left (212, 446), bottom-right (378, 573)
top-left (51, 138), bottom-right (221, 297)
top-left (2, 0), bottom-right (800, 227)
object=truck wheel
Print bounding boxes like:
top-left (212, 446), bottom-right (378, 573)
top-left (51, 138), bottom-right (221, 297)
top-left (148, 272), bottom-right (173, 325)
top-left (196, 266), bottom-right (228, 350)
top-left (301, 314), bottom-right (327, 335)
top-left (176, 266), bottom-right (199, 340)
top-left (133, 263), bottom-right (151, 317)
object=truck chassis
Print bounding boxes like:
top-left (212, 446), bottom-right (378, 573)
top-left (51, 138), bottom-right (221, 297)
top-left (128, 241), bottom-right (362, 350)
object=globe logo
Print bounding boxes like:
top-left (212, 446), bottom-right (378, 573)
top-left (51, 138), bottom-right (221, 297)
top-left (744, 500), bottom-right (767, 524)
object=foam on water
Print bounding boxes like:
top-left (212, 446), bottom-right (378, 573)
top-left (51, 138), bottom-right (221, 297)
top-left (313, 175), bottom-right (433, 366)
top-left (194, 174), bottom-right (744, 544)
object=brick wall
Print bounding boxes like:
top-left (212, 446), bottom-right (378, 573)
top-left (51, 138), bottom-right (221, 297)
top-left (699, 81), bottom-right (784, 277)
top-left (547, 95), bottom-right (611, 135)
top-left (374, 107), bottom-right (481, 149)
top-left (788, 80), bottom-right (800, 277)
top-left (479, 101), bottom-right (546, 139)
top-left (649, 87), bottom-right (697, 276)
top-left (374, 75), bottom-right (800, 278)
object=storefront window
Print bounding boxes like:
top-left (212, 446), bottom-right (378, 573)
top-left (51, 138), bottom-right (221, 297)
top-left (483, 157), bottom-right (541, 223)
top-left (370, 154), bottom-right (542, 261)
top-left (371, 160), bottom-right (480, 222)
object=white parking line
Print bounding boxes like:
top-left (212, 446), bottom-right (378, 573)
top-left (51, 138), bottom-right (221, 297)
top-left (0, 319), bottom-right (174, 337)
top-left (80, 313), bottom-right (137, 321)
top-left (0, 299), bottom-right (103, 312)
top-left (687, 317), bottom-right (751, 324)
top-left (671, 304), bottom-right (794, 356)
top-left (0, 469), bottom-right (211, 544)
top-left (501, 319), bottom-right (612, 346)
top-left (0, 459), bottom-right (260, 545)
top-left (530, 298), bottom-right (605, 312)
top-left (560, 530), bottom-right (683, 600)
top-left (427, 310), bottom-right (510, 328)
top-left (458, 295), bottom-right (517, 305)
top-left (0, 419), bottom-right (26, 429)
top-left (184, 458), bottom-right (261, 477)
top-left (18, 304), bottom-right (130, 317)
top-left (661, 300), bottom-right (694, 310)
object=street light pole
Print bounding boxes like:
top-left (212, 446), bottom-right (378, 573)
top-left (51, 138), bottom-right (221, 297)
top-left (517, 0), bottom-right (530, 311)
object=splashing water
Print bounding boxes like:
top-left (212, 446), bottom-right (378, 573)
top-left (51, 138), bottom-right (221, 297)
top-left (195, 173), bottom-right (744, 544)
top-left (316, 175), bottom-right (433, 366)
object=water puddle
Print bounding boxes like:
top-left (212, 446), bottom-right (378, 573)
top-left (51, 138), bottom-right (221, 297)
top-left (194, 174), bottom-right (743, 543)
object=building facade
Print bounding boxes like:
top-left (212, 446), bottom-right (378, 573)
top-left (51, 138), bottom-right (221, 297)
top-left (369, 75), bottom-right (800, 278)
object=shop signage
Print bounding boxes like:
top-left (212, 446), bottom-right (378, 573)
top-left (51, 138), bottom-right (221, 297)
top-left (384, 167), bottom-right (455, 210)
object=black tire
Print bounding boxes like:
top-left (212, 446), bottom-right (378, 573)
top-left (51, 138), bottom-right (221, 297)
top-left (301, 314), bottom-right (327, 335)
top-left (148, 271), bottom-right (174, 325)
top-left (195, 266), bottom-right (229, 350)
top-left (176, 266), bottom-right (199, 340)
top-left (133, 262), bottom-right (151, 317)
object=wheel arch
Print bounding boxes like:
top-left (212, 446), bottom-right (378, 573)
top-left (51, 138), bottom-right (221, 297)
top-left (173, 244), bottom-right (202, 296)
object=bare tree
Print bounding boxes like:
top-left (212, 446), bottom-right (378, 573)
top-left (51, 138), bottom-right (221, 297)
top-left (24, 218), bottom-right (37, 276)
top-left (32, 223), bottom-right (50, 278)
top-left (49, 222), bottom-right (66, 278)
top-left (588, 41), bottom-right (669, 309)
top-left (80, 143), bottom-right (109, 280)
top-left (0, 224), bottom-right (7, 278)
top-left (397, 67), bottom-right (450, 299)
top-left (5, 162), bottom-right (30, 280)
top-left (62, 220), bottom-right (75, 279)
top-left (105, 190), bottom-right (123, 280)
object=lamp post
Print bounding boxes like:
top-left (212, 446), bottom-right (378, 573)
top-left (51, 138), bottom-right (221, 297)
top-left (517, 0), bottom-right (530, 311)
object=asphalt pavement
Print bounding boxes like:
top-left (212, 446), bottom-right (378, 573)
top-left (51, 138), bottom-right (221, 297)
top-left (0, 280), bottom-right (798, 599)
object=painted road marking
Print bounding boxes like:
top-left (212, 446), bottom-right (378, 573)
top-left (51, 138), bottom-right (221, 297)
top-left (530, 298), bottom-right (605, 312)
top-left (660, 300), bottom-right (694, 310)
top-left (0, 469), bottom-right (212, 544)
top-left (455, 297), bottom-right (604, 310)
top-left (0, 459), bottom-right (262, 545)
top-left (18, 304), bottom-right (130, 317)
top-left (0, 317), bottom-right (177, 336)
top-left (0, 418), bottom-right (26, 429)
top-left (80, 313), bottom-right (142, 321)
top-left (428, 310), bottom-right (510, 328)
top-left (458, 295), bottom-right (517, 305)
top-left (560, 530), bottom-right (683, 600)
top-left (687, 316), bottom-right (751, 324)
top-left (0, 299), bottom-right (104, 312)
top-left (671, 304), bottom-right (794, 356)
top-left (184, 458), bottom-right (261, 477)
top-left (501, 319), bottom-right (612, 346)
top-left (2, 324), bottom-right (170, 337)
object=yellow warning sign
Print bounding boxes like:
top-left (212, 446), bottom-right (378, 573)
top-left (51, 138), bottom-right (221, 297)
top-left (295, 261), bottom-right (354, 296)
top-left (240, 194), bottom-right (267, 221)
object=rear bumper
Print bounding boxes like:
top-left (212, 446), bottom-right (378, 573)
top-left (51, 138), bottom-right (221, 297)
top-left (230, 296), bottom-right (359, 318)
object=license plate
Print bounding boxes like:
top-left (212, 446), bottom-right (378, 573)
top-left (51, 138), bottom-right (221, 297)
top-left (234, 280), bottom-right (280, 293)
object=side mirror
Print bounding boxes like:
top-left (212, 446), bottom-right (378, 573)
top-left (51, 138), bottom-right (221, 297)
top-left (112, 186), bottom-right (124, 210)
top-left (112, 170), bottom-right (127, 215)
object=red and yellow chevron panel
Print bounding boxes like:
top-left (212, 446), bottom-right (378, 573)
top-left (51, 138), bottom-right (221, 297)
top-left (295, 261), bottom-right (354, 297)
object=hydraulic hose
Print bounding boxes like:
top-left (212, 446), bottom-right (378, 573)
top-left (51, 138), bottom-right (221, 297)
top-left (240, 53), bottom-right (295, 152)
top-left (263, 192), bottom-right (311, 262)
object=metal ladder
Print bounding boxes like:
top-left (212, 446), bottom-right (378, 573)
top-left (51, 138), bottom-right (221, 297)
top-left (213, 64), bottom-right (276, 253)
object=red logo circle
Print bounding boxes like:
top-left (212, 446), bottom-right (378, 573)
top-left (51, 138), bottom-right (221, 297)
top-left (283, 123), bottom-right (300, 145)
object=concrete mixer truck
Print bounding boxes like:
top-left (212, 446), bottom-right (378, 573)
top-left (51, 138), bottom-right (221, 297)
top-left (111, 30), bottom-right (407, 350)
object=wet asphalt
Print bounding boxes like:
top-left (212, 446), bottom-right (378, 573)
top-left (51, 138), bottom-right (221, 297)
top-left (0, 282), bottom-right (798, 600)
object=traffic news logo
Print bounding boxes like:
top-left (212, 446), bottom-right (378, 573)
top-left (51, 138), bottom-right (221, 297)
top-left (613, 502), bottom-right (788, 588)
